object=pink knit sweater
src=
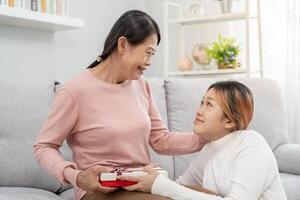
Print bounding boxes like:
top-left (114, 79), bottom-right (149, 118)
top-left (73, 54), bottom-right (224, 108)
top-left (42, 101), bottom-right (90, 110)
top-left (34, 69), bottom-right (206, 200)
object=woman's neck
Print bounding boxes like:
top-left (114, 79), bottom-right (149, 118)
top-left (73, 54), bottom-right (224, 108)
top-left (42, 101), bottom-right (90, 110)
top-left (90, 56), bottom-right (126, 84)
top-left (209, 129), bottom-right (232, 142)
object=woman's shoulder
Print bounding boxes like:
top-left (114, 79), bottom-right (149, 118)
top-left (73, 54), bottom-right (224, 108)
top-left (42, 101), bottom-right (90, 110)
top-left (236, 130), bottom-right (279, 172)
top-left (55, 70), bottom-right (90, 96)
top-left (132, 76), bottom-right (152, 96)
top-left (239, 130), bottom-right (267, 143)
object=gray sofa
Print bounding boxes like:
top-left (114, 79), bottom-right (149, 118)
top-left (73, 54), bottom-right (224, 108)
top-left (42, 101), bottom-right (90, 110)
top-left (0, 77), bottom-right (300, 200)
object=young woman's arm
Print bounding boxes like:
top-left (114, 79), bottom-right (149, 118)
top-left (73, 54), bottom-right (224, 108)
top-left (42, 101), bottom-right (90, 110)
top-left (183, 184), bottom-right (219, 196)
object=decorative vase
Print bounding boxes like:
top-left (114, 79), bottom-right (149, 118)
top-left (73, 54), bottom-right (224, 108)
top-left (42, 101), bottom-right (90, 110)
top-left (192, 43), bottom-right (209, 64)
top-left (191, 43), bottom-right (210, 70)
top-left (188, 0), bottom-right (205, 17)
top-left (220, 0), bottom-right (233, 14)
top-left (217, 62), bottom-right (240, 69)
top-left (176, 56), bottom-right (193, 71)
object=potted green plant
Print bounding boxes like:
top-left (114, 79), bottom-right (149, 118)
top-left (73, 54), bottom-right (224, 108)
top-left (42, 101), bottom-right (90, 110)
top-left (205, 34), bottom-right (240, 69)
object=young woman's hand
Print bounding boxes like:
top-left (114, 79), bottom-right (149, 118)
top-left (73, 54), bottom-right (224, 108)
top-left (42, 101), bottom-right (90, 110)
top-left (118, 165), bottom-right (159, 193)
top-left (76, 166), bottom-right (118, 194)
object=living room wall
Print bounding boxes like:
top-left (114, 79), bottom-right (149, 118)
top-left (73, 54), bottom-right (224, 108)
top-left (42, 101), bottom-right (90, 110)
top-left (0, 0), bottom-right (145, 83)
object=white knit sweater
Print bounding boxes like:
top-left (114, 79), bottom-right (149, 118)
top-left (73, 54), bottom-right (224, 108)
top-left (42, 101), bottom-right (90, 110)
top-left (152, 130), bottom-right (287, 200)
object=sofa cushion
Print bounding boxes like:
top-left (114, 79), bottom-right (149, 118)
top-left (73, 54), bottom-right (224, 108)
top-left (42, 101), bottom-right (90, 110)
top-left (0, 80), bottom-right (74, 191)
top-left (145, 78), bottom-right (168, 125)
top-left (146, 78), bottom-right (174, 179)
top-left (275, 144), bottom-right (300, 175)
top-left (280, 173), bottom-right (300, 200)
top-left (59, 188), bottom-right (74, 200)
top-left (0, 139), bottom-right (61, 192)
top-left (165, 78), bottom-right (289, 178)
top-left (0, 187), bottom-right (65, 200)
top-left (148, 148), bottom-right (174, 180)
top-left (240, 78), bottom-right (289, 149)
top-left (0, 80), bottom-right (54, 138)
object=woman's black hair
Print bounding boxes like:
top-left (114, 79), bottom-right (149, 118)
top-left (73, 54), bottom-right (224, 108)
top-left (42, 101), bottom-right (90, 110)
top-left (87, 10), bottom-right (161, 69)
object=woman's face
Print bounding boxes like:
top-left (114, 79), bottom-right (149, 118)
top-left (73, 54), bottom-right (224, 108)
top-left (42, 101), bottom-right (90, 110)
top-left (121, 34), bottom-right (157, 80)
top-left (193, 88), bottom-right (233, 141)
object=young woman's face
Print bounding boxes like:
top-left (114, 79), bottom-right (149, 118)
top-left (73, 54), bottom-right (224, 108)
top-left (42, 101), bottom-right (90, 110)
top-left (193, 88), bottom-right (232, 141)
top-left (121, 34), bottom-right (157, 80)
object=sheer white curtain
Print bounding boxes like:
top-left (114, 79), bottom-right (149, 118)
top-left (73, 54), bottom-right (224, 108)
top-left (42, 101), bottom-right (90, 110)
top-left (284, 0), bottom-right (300, 143)
top-left (260, 0), bottom-right (300, 143)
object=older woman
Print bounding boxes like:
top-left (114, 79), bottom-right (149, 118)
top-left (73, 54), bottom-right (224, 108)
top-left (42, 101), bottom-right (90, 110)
top-left (34, 10), bottom-right (206, 200)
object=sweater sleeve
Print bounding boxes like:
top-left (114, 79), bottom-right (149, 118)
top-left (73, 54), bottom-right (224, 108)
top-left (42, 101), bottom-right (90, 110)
top-left (33, 87), bottom-right (81, 187)
top-left (152, 136), bottom-right (279, 200)
top-left (146, 81), bottom-right (207, 155)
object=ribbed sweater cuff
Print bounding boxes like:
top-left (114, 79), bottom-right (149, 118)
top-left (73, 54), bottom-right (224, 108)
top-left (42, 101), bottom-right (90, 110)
top-left (63, 167), bottom-right (81, 187)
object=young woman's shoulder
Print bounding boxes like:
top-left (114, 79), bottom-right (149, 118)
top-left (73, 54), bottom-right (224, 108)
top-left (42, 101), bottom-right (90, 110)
top-left (239, 129), bottom-right (268, 144)
top-left (238, 130), bottom-right (275, 159)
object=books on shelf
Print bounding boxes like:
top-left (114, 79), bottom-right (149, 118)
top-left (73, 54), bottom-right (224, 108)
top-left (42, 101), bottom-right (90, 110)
top-left (0, 0), bottom-right (69, 16)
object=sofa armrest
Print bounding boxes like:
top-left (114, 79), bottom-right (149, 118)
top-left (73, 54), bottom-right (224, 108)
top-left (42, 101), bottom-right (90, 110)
top-left (274, 143), bottom-right (300, 175)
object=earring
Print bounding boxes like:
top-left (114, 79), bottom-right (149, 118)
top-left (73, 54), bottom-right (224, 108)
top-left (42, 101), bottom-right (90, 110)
top-left (97, 56), bottom-right (102, 62)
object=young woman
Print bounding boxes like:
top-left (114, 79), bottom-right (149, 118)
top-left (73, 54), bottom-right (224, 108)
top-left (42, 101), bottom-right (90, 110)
top-left (33, 10), bottom-right (206, 200)
top-left (119, 81), bottom-right (287, 200)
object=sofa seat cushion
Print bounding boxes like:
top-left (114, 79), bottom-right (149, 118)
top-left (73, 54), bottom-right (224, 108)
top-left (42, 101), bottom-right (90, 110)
top-left (0, 187), bottom-right (64, 200)
top-left (59, 188), bottom-right (74, 200)
top-left (280, 173), bottom-right (300, 200)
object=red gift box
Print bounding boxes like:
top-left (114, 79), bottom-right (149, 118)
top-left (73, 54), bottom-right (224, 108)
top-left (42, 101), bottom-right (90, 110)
top-left (99, 167), bottom-right (168, 187)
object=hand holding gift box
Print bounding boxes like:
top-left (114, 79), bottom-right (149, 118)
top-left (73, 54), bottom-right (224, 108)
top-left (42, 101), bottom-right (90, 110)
top-left (99, 166), bottom-right (168, 187)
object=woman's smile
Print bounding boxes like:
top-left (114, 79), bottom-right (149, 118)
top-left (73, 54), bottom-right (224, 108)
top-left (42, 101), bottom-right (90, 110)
top-left (137, 66), bottom-right (146, 74)
top-left (194, 117), bottom-right (204, 124)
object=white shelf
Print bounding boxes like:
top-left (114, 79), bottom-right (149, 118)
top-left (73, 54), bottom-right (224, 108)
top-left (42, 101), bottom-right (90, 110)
top-left (168, 68), bottom-right (247, 76)
top-left (169, 12), bottom-right (247, 25)
top-left (0, 7), bottom-right (84, 31)
top-left (164, 0), bottom-right (263, 78)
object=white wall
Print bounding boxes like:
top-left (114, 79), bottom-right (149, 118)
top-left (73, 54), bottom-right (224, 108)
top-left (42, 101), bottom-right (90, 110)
top-left (143, 0), bottom-right (287, 80)
top-left (0, 0), bottom-right (146, 83)
top-left (0, 0), bottom-right (288, 81)
top-left (143, 0), bottom-right (174, 78)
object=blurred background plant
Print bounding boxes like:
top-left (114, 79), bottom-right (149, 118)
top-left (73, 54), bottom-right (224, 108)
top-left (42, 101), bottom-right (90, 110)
top-left (205, 34), bottom-right (240, 69)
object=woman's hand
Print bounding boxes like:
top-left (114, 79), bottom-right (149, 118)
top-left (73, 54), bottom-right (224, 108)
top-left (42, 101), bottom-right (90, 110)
top-left (118, 165), bottom-right (159, 193)
top-left (76, 166), bottom-right (118, 194)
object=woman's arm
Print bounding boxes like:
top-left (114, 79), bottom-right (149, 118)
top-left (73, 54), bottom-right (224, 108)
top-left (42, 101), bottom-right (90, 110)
top-left (34, 87), bottom-right (118, 194)
top-left (145, 81), bottom-right (207, 155)
top-left (33, 87), bottom-right (80, 186)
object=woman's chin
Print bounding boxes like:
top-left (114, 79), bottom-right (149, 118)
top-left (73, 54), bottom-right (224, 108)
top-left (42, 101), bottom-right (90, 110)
top-left (131, 73), bottom-right (142, 80)
top-left (193, 126), bottom-right (204, 136)
top-left (193, 125), bottom-right (210, 139)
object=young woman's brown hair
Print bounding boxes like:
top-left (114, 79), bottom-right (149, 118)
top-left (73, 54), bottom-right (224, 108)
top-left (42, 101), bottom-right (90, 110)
top-left (208, 81), bottom-right (254, 131)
